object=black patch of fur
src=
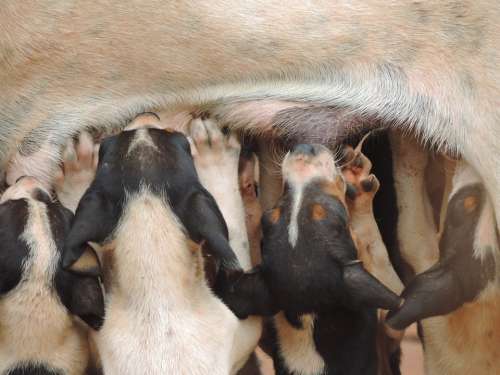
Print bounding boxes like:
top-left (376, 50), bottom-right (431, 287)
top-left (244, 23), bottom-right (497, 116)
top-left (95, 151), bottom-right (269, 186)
top-left (0, 199), bottom-right (29, 294)
top-left (6, 363), bottom-right (62, 375)
top-left (63, 129), bottom-right (241, 298)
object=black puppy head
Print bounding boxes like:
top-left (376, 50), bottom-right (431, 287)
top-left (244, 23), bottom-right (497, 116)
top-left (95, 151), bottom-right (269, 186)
top-left (260, 144), bottom-right (401, 313)
top-left (0, 177), bottom-right (104, 329)
top-left (386, 183), bottom-right (497, 330)
top-left (63, 128), bottom-right (241, 291)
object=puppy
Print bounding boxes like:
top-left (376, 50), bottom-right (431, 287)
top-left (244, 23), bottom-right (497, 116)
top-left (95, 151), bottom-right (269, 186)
top-left (387, 161), bottom-right (500, 374)
top-left (0, 177), bottom-right (103, 375)
top-left (221, 143), bottom-right (402, 375)
top-left (53, 114), bottom-right (263, 373)
top-left (62, 126), bottom-right (254, 374)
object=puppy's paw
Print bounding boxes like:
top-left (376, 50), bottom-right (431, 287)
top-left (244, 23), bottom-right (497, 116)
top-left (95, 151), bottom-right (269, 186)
top-left (341, 144), bottom-right (378, 213)
top-left (55, 132), bottom-right (99, 212)
top-left (188, 117), bottom-right (241, 169)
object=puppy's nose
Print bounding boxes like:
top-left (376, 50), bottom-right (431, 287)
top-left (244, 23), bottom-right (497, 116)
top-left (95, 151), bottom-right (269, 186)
top-left (292, 144), bottom-right (316, 156)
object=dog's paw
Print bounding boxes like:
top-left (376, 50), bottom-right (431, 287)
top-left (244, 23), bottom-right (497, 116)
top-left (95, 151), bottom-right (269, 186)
top-left (188, 116), bottom-right (252, 269)
top-left (341, 144), bottom-right (378, 212)
top-left (188, 117), bottom-right (241, 170)
top-left (55, 132), bottom-right (99, 212)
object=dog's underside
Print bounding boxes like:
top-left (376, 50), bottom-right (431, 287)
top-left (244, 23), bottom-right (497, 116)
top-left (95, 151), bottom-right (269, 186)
top-left (0, 2), bottom-right (499, 227)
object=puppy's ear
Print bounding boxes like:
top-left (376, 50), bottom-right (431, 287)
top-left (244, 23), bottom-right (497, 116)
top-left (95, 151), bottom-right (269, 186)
top-left (179, 191), bottom-right (242, 277)
top-left (68, 243), bottom-right (101, 277)
top-left (56, 270), bottom-right (105, 330)
top-left (343, 261), bottom-right (402, 311)
top-left (217, 266), bottom-right (278, 319)
top-left (63, 190), bottom-right (118, 270)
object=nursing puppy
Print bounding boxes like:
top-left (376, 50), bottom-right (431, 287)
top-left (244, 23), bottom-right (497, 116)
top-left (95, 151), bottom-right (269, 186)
top-left (387, 161), bottom-right (500, 374)
top-left (62, 127), bottom-right (253, 374)
top-left (0, 177), bottom-right (103, 375)
top-left (221, 144), bottom-right (402, 374)
top-left (52, 114), bottom-right (262, 373)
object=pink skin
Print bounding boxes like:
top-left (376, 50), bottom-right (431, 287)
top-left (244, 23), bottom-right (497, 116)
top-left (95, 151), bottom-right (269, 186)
top-left (0, 176), bottom-right (50, 204)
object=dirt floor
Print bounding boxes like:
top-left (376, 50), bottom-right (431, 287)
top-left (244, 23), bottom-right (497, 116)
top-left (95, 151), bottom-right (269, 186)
top-left (258, 324), bottom-right (424, 374)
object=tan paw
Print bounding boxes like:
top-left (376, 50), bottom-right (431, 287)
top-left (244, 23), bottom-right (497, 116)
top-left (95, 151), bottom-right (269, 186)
top-left (188, 117), bottom-right (240, 167)
top-left (55, 132), bottom-right (99, 212)
top-left (341, 136), bottom-right (378, 212)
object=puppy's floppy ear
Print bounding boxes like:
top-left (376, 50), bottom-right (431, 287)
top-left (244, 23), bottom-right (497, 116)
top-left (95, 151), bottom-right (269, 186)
top-left (56, 270), bottom-right (105, 330)
top-left (63, 189), bottom-right (118, 269)
top-left (68, 243), bottom-right (101, 277)
top-left (179, 190), bottom-right (242, 276)
top-left (217, 266), bottom-right (278, 319)
top-left (342, 260), bottom-right (402, 311)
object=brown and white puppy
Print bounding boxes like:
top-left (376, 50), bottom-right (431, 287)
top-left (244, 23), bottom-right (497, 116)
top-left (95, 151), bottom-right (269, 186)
top-left (387, 161), bottom-right (500, 374)
top-left (62, 126), bottom-right (255, 374)
top-left (221, 143), bottom-right (402, 375)
top-left (0, 177), bottom-right (103, 375)
top-left (386, 138), bottom-right (500, 374)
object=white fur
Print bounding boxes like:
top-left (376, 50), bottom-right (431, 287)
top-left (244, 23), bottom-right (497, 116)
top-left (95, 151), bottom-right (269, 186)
top-left (95, 190), bottom-right (258, 374)
top-left (288, 186), bottom-right (303, 247)
top-left (127, 128), bottom-right (158, 155)
top-left (274, 312), bottom-right (325, 375)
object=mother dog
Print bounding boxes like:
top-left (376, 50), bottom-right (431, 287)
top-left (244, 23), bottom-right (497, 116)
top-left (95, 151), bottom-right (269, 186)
top-left (1, 1), bottom-right (499, 228)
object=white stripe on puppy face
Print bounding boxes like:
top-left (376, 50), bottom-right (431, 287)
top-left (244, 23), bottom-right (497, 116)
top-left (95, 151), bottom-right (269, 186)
top-left (288, 186), bottom-right (303, 247)
top-left (127, 128), bottom-right (158, 155)
top-left (281, 146), bottom-right (341, 247)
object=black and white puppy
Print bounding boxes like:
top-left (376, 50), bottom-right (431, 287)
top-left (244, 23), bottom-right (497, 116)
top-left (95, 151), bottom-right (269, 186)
top-left (0, 177), bottom-right (103, 375)
top-left (61, 127), bottom-right (253, 374)
top-left (222, 144), bottom-right (402, 375)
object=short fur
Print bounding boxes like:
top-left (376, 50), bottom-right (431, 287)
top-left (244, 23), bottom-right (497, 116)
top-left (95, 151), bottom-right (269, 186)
top-left (0, 179), bottom-right (102, 375)
top-left (0, 1), bottom-right (499, 235)
top-left (63, 128), bottom-right (257, 374)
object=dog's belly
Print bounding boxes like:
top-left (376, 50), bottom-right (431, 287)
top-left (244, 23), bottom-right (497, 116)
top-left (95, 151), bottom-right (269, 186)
top-left (2, 2), bottom-right (499, 198)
